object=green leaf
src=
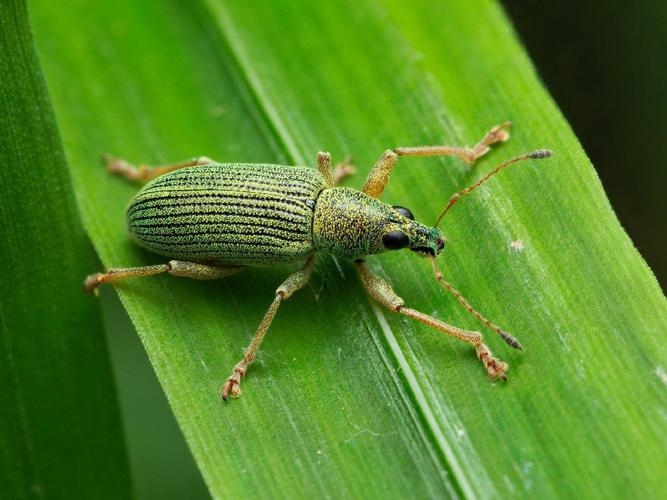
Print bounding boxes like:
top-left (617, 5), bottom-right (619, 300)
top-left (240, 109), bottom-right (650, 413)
top-left (0, 1), bottom-right (132, 498)
top-left (31, 0), bottom-right (667, 497)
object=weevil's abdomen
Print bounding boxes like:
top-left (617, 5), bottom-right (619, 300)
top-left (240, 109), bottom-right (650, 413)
top-left (126, 164), bottom-right (325, 265)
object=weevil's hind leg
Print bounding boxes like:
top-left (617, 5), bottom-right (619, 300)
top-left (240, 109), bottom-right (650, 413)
top-left (84, 260), bottom-right (243, 294)
top-left (355, 260), bottom-right (508, 380)
top-left (362, 122), bottom-right (511, 198)
top-left (102, 155), bottom-right (218, 182)
top-left (317, 152), bottom-right (356, 187)
top-left (221, 255), bottom-right (316, 400)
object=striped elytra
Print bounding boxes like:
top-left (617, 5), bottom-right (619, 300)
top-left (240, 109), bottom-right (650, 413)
top-left (127, 163), bottom-right (326, 265)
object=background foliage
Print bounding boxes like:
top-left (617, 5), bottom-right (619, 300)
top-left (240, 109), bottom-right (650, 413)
top-left (0, 1), bottom-right (131, 497)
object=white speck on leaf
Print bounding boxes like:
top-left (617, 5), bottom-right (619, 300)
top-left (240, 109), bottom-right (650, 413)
top-left (655, 366), bottom-right (667, 386)
top-left (510, 239), bottom-right (524, 252)
top-left (521, 461), bottom-right (534, 490)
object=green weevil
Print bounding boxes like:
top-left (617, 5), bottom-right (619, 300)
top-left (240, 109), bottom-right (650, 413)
top-left (85, 122), bottom-right (552, 400)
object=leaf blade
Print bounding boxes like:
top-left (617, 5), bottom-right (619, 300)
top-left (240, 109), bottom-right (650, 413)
top-left (31, 0), bottom-right (667, 498)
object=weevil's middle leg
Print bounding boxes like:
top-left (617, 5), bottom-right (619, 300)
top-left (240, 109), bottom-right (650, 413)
top-left (333, 155), bottom-right (356, 184)
top-left (102, 155), bottom-right (217, 182)
top-left (317, 152), bottom-right (336, 187)
top-left (317, 152), bottom-right (356, 187)
top-left (362, 122), bottom-right (511, 198)
top-left (221, 254), bottom-right (316, 400)
top-left (84, 260), bottom-right (243, 294)
top-left (355, 260), bottom-right (508, 380)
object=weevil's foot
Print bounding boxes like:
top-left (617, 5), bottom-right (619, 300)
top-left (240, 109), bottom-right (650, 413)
top-left (101, 153), bottom-right (125, 173)
top-left (476, 343), bottom-right (509, 381)
top-left (221, 379), bottom-right (241, 400)
top-left (469, 121), bottom-right (512, 165)
top-left (101, 154), bottom-right (144, 181)
top-left (485, 121), bottom-right (512, 146)
top-left (84, 273), bottom-right (103, 295)
top-left (221, 364), bottom-right (245, 401)
top-left (333, 155), bottom-right (357, 184)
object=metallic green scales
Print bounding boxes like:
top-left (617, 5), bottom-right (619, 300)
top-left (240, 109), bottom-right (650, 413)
top-left (127, 164), bottom-right (325, 265)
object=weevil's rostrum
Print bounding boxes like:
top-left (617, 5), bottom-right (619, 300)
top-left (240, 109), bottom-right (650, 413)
top-left (127, 164), bottom-right (324, 265)
top-left (85, 122), bottom-right (552, 400)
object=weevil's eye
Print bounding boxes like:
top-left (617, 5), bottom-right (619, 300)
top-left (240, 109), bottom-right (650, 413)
top-left (382, 230), bottom-right (410, 250)
top-left (392, 205), bottom-right (414, 220)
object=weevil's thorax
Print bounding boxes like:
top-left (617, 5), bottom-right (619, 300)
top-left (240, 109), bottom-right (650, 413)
top-left (313, 187), bottom-right (445, 259)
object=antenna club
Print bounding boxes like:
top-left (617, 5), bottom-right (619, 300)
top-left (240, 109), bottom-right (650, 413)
top-left (527, 149), bottom-right (553, 159)
top-left (500, 330), bottom-right (525, 350)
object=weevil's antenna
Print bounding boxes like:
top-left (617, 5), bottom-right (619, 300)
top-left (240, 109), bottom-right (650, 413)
top-left (434, 149), bottom-right (553, 227)
top-left (429, 256), bottom-right (524, 350)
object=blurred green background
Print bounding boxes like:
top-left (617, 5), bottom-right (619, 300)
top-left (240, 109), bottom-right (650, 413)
top-left (88, 2), bottom-right (666, 499)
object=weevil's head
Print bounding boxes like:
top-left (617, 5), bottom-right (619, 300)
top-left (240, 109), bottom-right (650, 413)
top-left (313, 187), bottom-right (446, 259)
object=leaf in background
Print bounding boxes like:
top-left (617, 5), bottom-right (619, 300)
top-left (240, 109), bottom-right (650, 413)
top-left (31, 0), bottom-right (667, 498)
top-left (0, 1), bottom-right (132, 498)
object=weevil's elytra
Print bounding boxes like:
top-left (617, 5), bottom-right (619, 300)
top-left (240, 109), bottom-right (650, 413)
top-left (127, 164), bottom-right (325, 265)
top-left (86, 122), bottom-right (553, 400)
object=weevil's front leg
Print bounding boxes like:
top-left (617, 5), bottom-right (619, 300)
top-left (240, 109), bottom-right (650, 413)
top-left (102, 155), bottom-right (217, 182)
top-left (362, 150), bottom-right (398, 198)
top-left (221, 254), bottom-right (316, 400)
top-left (394, 122), bottom-right (511, 165)
top-left (317, 152), bottom-right (356, 187)
top-left (84, 260), bottom-right (243, 294)
top-left (362, 122), bottom-right (511, 198)
top-left (355, 260), bottom-right (508, 380)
